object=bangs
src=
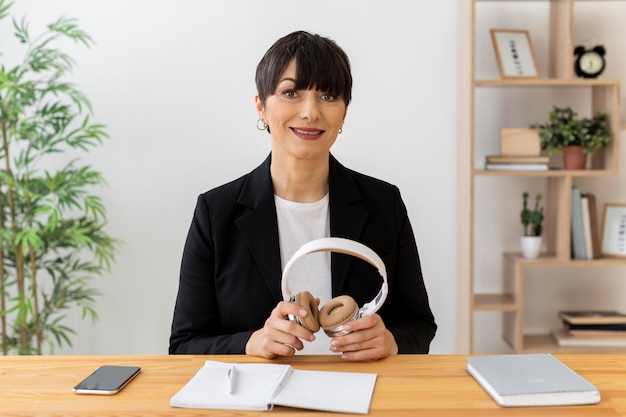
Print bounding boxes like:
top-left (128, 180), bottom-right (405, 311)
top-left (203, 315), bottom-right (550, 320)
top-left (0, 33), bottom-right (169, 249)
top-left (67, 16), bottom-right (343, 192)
top-left (292, 46), bottom-right (350, 101)
top-left (256, 31), bottom-right (352, 105)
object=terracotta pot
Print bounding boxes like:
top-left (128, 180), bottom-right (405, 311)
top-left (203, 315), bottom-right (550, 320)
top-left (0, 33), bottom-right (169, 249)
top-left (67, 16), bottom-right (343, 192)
top-left (562, 145), bottom-right (586, 170)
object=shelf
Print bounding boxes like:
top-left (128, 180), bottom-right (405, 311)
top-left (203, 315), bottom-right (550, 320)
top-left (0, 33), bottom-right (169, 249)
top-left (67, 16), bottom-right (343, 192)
top-left (474, 294), bottom-right (516, 311)
top-left (474, 169), bottom-right (617, 177)
top-left (475, 78), bottom-right (621, 87)
top-left (521, 334), bottom-right (626, 354)
top-left (459, 0), bottom-right (626, 354)
top-left (503, 252), bottom-right (626, 267)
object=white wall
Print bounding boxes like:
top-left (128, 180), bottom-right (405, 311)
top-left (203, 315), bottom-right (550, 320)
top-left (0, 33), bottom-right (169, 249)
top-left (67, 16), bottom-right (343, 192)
top-left (0, 1), bottom-right (459, 354)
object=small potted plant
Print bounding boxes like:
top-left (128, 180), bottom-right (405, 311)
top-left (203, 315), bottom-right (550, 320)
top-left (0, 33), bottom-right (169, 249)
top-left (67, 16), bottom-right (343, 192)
top-left (520, 192), bottom-right (544, 258)
top-left (531, 106), bottom-right (612, 170)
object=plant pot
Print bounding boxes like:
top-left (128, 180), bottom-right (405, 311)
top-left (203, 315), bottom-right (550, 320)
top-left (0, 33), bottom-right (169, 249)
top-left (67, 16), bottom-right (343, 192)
top-left (562, 145), bottom-right (586, 170)
top-left (520, 236), bottom-right (542, 259)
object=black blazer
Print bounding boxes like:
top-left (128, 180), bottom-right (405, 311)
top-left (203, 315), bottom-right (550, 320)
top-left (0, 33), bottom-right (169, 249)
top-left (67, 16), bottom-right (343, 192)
top-left (169, 154), bottom-right (436, 354)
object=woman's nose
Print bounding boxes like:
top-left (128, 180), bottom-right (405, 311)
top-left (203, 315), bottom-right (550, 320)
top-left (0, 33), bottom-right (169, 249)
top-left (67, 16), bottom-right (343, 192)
top-left (299, 95), bottom-right (321, 121)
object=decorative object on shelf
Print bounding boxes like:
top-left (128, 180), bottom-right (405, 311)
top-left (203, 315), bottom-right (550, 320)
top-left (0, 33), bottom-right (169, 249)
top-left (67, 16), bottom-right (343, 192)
top-left (500, 128), bottom-right (541, 156)
top-left (531, 106), bottom-right (612, 170)
top-left (600, 204), bottom-right (626, 258)
top-left (520, 192), bottom-right (543, 259)
top-left (490, 29), bottom-right (539, 79)
top-left (0, 1), bottom-right (119, 355)
top-left (486, 128), bottom-right (548, 171)
top-left (574, 45), bottom-right (606, 79)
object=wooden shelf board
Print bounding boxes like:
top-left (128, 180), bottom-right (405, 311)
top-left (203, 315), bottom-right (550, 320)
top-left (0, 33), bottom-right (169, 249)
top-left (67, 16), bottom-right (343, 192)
top-left (473, 293), bottom-right (517, 311)
top-left (503, 252), bottom-right (626, 267)
top-left (521, 334), bottom-right (626, 354)
top-left (475, 78), bottom-right (620, 87)
top-left (474, 169), bottom-right (616, 177)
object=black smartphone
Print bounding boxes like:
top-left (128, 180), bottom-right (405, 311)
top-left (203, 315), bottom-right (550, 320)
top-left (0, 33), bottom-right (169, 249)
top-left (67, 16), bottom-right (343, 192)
top-left (73, 365), bottom-right (141, 395)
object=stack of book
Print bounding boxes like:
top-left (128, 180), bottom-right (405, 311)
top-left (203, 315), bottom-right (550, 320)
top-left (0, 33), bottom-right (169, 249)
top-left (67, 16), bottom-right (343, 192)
top-left (552, 310), bottom-right (626, 347)
top-left (570, 188), bottom-right (601, 260)
top-left (484, 155), bottom-right (549, 171)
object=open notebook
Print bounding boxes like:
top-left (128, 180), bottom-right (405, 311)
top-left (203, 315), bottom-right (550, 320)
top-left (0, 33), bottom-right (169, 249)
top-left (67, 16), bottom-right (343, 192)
top-left (170, 360), bottom-right (377, 414)
top-left (466, 354), bottom-right (600, 407)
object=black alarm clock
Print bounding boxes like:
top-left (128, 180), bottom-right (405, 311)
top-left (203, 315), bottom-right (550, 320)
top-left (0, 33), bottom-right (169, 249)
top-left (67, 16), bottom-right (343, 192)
top-left (573, 45), bottom-right (606, 78)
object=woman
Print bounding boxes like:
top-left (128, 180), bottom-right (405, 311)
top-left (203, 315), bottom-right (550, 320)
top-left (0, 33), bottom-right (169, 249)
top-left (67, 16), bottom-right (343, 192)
top-left (169, 31), bottom-right (436, 360)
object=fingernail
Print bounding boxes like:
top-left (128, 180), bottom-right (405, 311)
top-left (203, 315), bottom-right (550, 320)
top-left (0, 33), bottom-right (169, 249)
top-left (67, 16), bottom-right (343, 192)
top-left (343, 324), bottom-right (352, 332)
top-left (299, 309), bottom-right (307, 316)
top-left (330, 339), bottom-right (338, 347)
top-left (309, 334), bottom-right (316, 342)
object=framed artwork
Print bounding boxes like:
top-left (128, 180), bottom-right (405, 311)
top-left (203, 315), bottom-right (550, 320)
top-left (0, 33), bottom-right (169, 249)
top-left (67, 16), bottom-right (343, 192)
top-left (601, 204), bottom-right (626, 258)
top-left (490, 29), bottom-right (540, 79)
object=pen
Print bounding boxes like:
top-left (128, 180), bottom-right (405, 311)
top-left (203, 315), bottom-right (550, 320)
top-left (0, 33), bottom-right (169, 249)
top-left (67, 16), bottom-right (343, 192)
top-left (227, 365), bottom-right (237, 394)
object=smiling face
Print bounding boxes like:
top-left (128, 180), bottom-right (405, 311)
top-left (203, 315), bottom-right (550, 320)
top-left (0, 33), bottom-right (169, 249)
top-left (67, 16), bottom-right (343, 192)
top-left (256, 59), bottom-right (347, 164)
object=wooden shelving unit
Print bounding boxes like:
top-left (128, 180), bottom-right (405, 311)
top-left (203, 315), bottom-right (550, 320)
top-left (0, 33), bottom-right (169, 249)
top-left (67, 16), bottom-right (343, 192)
top-left (457, 0), bottom-right (626, 353)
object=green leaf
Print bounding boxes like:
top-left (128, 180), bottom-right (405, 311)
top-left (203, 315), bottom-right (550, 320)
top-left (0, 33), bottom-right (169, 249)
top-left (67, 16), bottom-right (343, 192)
top-left (0, 0), bottom-right (13, 21)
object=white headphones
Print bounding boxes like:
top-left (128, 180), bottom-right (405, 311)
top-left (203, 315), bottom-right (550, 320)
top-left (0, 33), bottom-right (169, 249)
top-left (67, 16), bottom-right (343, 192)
top-left (281, 237), bottom-right (388, 336)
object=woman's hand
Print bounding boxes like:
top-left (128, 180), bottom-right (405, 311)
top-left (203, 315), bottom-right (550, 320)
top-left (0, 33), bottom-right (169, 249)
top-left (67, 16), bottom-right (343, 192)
top-left (329, 314), bottom-right (398, 361)
top-left (245, 301), bottom-right (316, 358)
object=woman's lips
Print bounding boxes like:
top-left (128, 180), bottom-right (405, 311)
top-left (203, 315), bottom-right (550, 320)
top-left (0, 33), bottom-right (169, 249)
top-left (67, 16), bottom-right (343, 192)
top-left (291, 127), bottom-right (324, 140)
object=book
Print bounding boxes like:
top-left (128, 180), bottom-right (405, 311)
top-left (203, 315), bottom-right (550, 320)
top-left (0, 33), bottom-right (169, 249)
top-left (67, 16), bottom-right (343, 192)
top-left (564, 322), bottom-right (626, 331)
top-left (465, 354), bottom-right (600, 407)
top-left (567, 329), bottom-right (626, 338)
top-left (486, 155), bottom-right (550, 164)
top-left (570, 187), bottom-right (587, 259)
top-left (580, 195), bottom-right (593, 259)
top-left (552, 328), bottom-right (626, 347)
top-left (485, 162), bottom-right (549, 171)
top-left (583, 192), bottom-right (602, 259)
top-left (559, 310), bottom-right (626, 325)
top-left (170, 360), bottom-right (377, 414)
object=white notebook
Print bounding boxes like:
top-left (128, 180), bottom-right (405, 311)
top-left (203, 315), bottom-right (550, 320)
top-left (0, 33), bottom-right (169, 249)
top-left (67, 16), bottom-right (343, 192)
top-left (170, 360), bottom-right (377, 414)
top-left (466, 354), bottom-right (600, 407)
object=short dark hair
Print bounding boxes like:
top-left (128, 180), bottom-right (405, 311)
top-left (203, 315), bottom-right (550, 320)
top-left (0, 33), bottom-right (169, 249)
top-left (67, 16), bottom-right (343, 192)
top-left (255, 31), bottom-right (352, 106)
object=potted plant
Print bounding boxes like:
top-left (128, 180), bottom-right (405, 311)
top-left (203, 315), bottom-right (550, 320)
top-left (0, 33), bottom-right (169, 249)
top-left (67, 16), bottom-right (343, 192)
top-left (531, 106), bottom-right (612, 169)
top-left (520, 192), bottom-right (544, 258)
top-left (0, 1), bottom-right (118, 354)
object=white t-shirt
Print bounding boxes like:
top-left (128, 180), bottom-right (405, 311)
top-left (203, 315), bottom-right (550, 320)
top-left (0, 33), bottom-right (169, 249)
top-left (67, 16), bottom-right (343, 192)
top-left (275, 193), bottom-right (336, 354)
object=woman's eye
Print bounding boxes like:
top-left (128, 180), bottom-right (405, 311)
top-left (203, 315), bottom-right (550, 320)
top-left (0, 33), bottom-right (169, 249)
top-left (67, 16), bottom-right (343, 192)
top-left (282, 89), bottom-right (297, 98)
top-left (321, 93), bottom-right (336, 101)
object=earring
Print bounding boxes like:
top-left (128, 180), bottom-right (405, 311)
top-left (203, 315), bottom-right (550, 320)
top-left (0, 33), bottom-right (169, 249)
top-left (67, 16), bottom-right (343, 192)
top-left (338, 127), bottom-right (343, 134)
top-left (256, 118), bottom-right (268, 131)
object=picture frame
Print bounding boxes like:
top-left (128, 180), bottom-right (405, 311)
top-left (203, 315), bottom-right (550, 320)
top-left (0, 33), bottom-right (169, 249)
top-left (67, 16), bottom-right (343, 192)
top-left (600, 204), bottom-right (626, 258)
top-left (490, 29), bottom-right (540, 79)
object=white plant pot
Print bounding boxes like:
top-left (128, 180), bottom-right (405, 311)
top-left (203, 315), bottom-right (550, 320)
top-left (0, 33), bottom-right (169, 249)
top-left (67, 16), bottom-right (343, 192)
top-left (520, 236), bottom-right (542, 259)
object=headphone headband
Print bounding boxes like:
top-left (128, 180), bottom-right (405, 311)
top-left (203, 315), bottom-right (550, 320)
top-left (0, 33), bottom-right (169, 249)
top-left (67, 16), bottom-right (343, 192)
top-left (281, 237), bottom-right (388, 317)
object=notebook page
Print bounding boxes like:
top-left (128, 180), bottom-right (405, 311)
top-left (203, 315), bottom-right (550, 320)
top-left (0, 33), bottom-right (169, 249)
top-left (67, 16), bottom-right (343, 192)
top-left (272, 369), bottom-right (377, 414)
top-left (170, 361), bottom-right (291, 411)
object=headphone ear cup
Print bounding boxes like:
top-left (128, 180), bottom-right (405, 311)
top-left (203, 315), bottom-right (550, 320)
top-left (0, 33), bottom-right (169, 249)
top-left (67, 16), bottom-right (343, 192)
top-left (318, 295), bottom-right (359, 332)
top-left (293, 291), bottom-right (320, 332)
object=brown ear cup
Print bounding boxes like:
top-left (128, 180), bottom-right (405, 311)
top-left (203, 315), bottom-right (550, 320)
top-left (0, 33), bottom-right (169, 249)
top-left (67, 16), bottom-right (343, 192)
top-left (293, 291), bottom-right (320, 332)
top-left (318, 295), bottom-right (359, 331)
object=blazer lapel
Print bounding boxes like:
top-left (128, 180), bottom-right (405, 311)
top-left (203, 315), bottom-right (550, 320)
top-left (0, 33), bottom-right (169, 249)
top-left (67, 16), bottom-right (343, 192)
top-left (235, 155), bottom-right (284, 303)
top-left (328, 155), bottom-right (368, 296)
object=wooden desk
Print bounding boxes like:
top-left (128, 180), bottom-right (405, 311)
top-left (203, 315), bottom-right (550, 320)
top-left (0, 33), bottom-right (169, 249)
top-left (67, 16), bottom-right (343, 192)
top-left (1, 354), bottom-right (626, 416)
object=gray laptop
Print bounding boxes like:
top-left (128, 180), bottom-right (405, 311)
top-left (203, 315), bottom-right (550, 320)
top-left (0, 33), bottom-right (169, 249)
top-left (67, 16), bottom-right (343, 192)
top-left (466, 354), bottom-right (600, 407)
